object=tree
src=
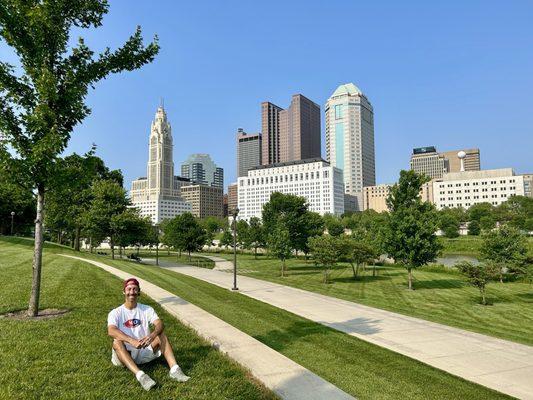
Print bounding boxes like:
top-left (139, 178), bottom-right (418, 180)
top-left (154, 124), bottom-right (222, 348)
top-left (219, 229), bottom-right (233, 250)
top-left (268, 224), bottom-right (292, 277)
top-left (383, 170), bottom-right (442, 290)
top-left (110, 209), bottom-right (149, 257)
top-left (324, 214), bottom-right (345, 237)
top-left (248, 217), bottom-right (265, 259)
top-left (163, 213), bottom-right (207, 261)
top-left (456, 261), bottom-right (499, 305)
top-left (498, 196), bottom-right (533, 232)
top-left (468, 220), bottom-right (481, 236)
top-left (0, 2), bottom-right (158, 316)
top-left (438, 208), bottom-right (461, 238)
top-left (0, 166), bottom-right (34, 235)
top-left (201, 216), bottom-right (225, 245)
top-left (479, 215), bottom-right (496, 232)
top-left (339, 236), bottom-right (377, 280)
top-left (468, 202), bottom-right (493, 222)
top-left (262, 192), bottom-right (324, 256)
top-left (82, 179), bottom-right (129, 259)
top-left (308, 235), bottom-right (342, 283)
top-left (236, 219), bottom-right (250, 251)
top-left (480, 225), bottom-right (528, 282)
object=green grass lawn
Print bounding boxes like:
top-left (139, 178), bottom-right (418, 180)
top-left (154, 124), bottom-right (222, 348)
top-left (3, 238), bottom-right (516, 400)
top-left (439, 236), bottom-right (533, 256)
top-left (203, 252), bottom-right (533, 346)
top-left (0, 238), bottom-right (275, 400)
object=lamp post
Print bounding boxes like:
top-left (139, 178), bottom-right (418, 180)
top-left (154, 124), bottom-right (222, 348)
top-left (10, 211), bottom-right (15, 235)
top-left (231, 208), bottom-right (239, 291)
top-left (154, 224), bottom-right (159, 266)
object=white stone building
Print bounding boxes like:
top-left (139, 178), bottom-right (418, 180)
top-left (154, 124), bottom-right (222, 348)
top-left (325, 83), bottom-right (376, 211)
top-left (237, 158), bottom-right (344, 221)
top-left (432, 168), bottom-right (525, 210)
top-left (130, 106), bottom-right (192, 223)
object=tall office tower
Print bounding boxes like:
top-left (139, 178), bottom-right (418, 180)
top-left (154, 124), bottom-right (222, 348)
top-left (130, 106), bottom-right (192, 223)
top-left (237, 128), bottom-right (262, 177)
top-left (410, 146), bottom-right (448, 179)
top-left (227, 182), bottom-right (238, 212)
top-left (441, 148), bottom-right (481, 172)
top-left (279, 94), bottom-right (321, 163)
top-left (261, 102), bottom-right (283, 165)
top-left (325, 83), bottom-right (376, 210)
top-left (181, 153), bottom-right (224, 190)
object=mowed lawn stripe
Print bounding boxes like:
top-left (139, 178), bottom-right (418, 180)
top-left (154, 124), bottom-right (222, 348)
top-left (0, 240), bottom-right (277, 400)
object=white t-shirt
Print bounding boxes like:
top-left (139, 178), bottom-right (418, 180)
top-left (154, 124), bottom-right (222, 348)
top-left (107, 303), bottom-right (159, 350)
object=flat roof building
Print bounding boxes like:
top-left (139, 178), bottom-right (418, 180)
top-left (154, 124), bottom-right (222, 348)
top-left (237, 158), bottom-right (344, 221)
top-left (180, 184), bottom-right (224, 219)
top-left (237, 129), bottom-right (262, 177)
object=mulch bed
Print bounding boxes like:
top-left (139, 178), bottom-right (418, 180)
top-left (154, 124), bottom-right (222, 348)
top-left (0, 308), bottom-right (70, 321)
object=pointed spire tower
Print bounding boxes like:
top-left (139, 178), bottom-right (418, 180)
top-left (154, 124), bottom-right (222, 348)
top-left (147, 105), bottom-right (174, 194)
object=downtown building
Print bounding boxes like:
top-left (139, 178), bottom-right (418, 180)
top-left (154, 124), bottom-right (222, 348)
top-left (261, 94), bottom-right (321, 165)
top-left (410, 147), bottom-right (481, 179)
top-left (432, 168), bottom-right (525, 210)
top-left (130, 106), bottom-right (192, 224)
top-left (237, 128), bottom-right (262, 177)
top-left (237, 158), bottom-right (344, 221)
top-left (325, 83), bottom-right (376, 211)
top-left (181, 153), bottom-right (224, 190)
top-left (180, 184), bottom-right (224, 218)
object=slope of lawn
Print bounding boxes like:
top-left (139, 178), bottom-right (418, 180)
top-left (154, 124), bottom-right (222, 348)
top-left (10, 239), bottom-right (517, 400)
top-left (202, 252), bottom-right (533, 346)
top-left (0, 238), bottom-right (276, 400)
top-left (439, 236), bottom-right (533, 256)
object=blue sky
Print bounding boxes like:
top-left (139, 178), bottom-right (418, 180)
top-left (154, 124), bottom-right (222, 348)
top-left (1, 1), bottom-right (532, 189)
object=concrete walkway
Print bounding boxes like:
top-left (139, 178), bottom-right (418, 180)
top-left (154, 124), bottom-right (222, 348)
top-left (202, 255), bottom-right (235, 271)
top-left (146, 258), bottom-right (533, 400)
top-left (60, 255), bottom-right (354, 400)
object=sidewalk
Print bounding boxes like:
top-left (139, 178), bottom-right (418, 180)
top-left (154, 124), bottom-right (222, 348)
top-left (60, 255), bottom-right (355, 400)
top-left (147, 257), bottom-right (533, 400)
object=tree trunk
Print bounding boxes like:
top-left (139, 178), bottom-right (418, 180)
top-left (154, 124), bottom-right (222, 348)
top-left (57, 231), bottom-right (61, 244)
top-left (281, 259), bottom-right (285, 277)
top-left (156, 245), bottom-right (159, 266)
top-left (481, 287), bottom-right (486, 305)
top-left (323, 268), bottom-right (329, 284)
top-left (110, 238), bottom-right (115, 260)
top-left (136, 246), bottom-right (140, 256)
top-left (28, 184), bottom-right (45, 317)
top-left (351, 262), bottom-right (357, 279)
top-left (372, 262), bottom-right (376, 277)
top-left (254, 247), bottom-right (257, 259)
top-left (74, 226), bottom-right (81, 251)
top-left (407, 267), bottom-right (413, 290)
top-left (188, 250), bottom-right (191, 262)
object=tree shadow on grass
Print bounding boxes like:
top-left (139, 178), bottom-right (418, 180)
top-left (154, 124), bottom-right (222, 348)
top-left (142, 343), bottom-right (212, 375)
top-left (330, 275), bottom-right (389, 284)
top-left (253, 317), bottom-right (381, 352)
top-left (516, 292), bottom-right (533, 301)
top-left (411, 279), bottom-right (466, 290)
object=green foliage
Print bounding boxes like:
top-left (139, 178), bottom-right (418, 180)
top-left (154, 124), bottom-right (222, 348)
top-left (262, 192), bottom-right (324, 255)
top-left (338, 236), bottom-right (378, 280)
top-left (308, 235), bottom-right (342, 283)
top-left (324, 214), bottom-right (344, 237)
top-left (438, 208), bottom-right (461, 238)
top-left (479, 215), bottom-right (496, 231)
top-left (456, 261), bottom-right (499, 305)
top-left (248, 216), bottom-right (265, 258)
top-left (82, 179), bottom-right (129, 255)
top-left (498, 196), bottom-right (533, 232)
top-left (219, 229), bottom-right (233, 249)
top-left (467, 220), bottom-right (481, 236)
top-left (201, 216), bottom-right (226, 244)
top-left (467, 202), bottom-right (494, 222)
top-left (236, 219), bottom-right (250, 249)
top-left (162, 213), bottom-right (207, 260)
top-left (0, 166), bottom-right (34, 234)
top-left (480, 225), bottom-right (528, 281)
top-left (384, 170), bottom-right (442, 289)
top-left (110, 209), bottom-right (151, 250)
top-left (267, 223), bottom-right (292, 277)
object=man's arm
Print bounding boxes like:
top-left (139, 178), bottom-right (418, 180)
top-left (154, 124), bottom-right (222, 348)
top-left (138, 319), bottom-right (164, 348)
top-left (108, 325), bottom-right (142, 349)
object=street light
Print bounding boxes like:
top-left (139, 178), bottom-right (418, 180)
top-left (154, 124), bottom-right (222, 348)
top-left (10, 211), bottom-right (15, 235)
top-left (231, 207), bottom-right (239, 291)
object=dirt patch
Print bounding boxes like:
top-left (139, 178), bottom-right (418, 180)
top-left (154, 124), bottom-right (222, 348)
top-left (0, 308), bottom-right (70, 321)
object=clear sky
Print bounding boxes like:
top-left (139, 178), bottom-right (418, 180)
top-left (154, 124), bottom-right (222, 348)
top-left (2, 1), bottom-right (532, 189)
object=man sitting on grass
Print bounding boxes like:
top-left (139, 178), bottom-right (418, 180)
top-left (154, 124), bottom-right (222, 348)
top-left (107, 277), bottom-right (190, 391)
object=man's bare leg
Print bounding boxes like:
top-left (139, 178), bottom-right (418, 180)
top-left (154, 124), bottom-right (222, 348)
top-left (112, 339), bottom-right (141, 374)
top-left (151, 332), bottom-right (177, 368)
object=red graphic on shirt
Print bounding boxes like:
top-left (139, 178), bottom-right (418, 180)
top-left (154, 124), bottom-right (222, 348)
top-left (124, 319), bottom-right (141, 328)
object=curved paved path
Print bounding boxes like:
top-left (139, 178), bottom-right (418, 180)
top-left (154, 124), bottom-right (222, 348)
top-left (61, 255), bottom-right (355, 400)
top-left (146, 257), bottom-right (533, 400)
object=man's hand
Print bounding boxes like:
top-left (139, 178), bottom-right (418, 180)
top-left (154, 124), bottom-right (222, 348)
top-left (129, 338), bottom-right (144, 349)
top-left (138, 334), bottom-right (155, 349)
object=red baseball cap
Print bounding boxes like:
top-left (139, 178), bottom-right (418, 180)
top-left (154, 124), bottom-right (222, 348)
top-left (123, 278), bottom-right (140, 290)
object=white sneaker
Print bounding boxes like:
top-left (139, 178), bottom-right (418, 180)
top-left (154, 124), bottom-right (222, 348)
top-left (169, 366), bottom-right (190, 382)
top-left (137, 372), bottom-right (156, 391)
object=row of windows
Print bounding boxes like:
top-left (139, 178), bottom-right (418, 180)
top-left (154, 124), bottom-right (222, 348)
top-left (439, 179), bottom-right (516, 188)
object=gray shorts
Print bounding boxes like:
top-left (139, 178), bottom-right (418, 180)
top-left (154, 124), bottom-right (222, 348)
top-left (111, 345), bottom-right (162, 366)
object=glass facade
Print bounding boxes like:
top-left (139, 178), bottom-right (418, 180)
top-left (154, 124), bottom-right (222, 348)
top-left (335, 122), bottom-right (344, 171)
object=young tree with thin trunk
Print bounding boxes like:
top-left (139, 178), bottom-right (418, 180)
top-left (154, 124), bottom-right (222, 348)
top-left (456, 261), bottom-right (499, 305)
top-left (268, 224), bottom-right (292, 277)
top-left (339, 236), bottom-right (377, 280)
top-left (383, 170), bottom-right (442, 290)
top-left (308, 235), bottom-right (341, 284)
top-left (0, 1), bottom-right (158, 317)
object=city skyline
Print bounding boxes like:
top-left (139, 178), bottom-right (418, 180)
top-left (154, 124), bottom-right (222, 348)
top-left (3, 1), bottom-right (531, 188)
